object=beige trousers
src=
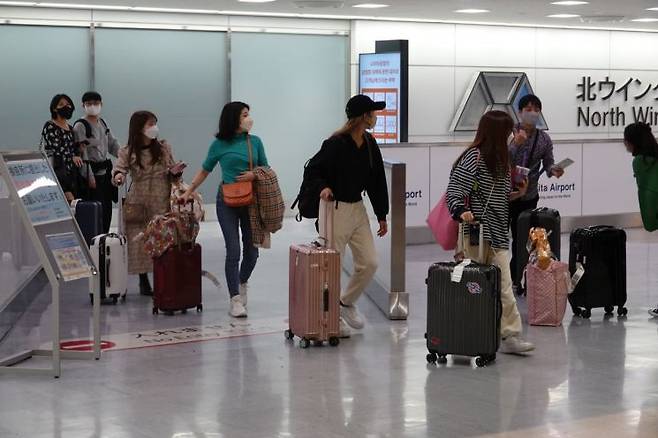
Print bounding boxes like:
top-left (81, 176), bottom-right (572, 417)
top-left (332, 201), bottom-right (378, 306)
top-left (463, 240), bottom-right (523, 338)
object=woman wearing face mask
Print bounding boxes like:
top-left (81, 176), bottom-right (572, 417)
top-left (304, 94), bottom-right (389, 338)
top-left (181, 102), bottom-right (268, 318)
top-left (112, 111), bottom-right (186, 296)
top-left (508, 94), bottom-right (563, 290)
top-left (41, 94), bottom-right (84, 202)
top-left (623, 122), bottom-right (658, 317)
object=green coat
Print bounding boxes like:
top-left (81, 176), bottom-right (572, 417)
top-left (633, 155), bottom-right (658, 232)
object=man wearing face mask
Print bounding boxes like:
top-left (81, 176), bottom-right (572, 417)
top-left (73, 91), bottom-right (121, 233)
top-left (509, 94), bottom-right (564, 289)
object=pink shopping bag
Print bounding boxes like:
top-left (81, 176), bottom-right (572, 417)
top-left (427, 193), bottom-right (459, 251)
top-left (526, 260), bottom-right (570, 326)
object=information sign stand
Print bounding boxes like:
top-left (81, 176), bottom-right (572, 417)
top-left (0, 150), bottom-right (100, 378)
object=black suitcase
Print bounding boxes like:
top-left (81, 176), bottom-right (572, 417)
top-left (568, 226), bottom-right (627, 318)
top-left (515, 207), bottom-right (561, 289)
top-left (425, 261), bottom-right (502, 367)
top-left (74, 200), bottom-right (103, 247)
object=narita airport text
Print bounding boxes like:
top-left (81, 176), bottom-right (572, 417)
top-left (578, 106), bottom-right (658, 127)
top-left (539, 183), bottom-right (576, 193)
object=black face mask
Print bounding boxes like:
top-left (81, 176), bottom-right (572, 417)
top-left (57, 106), bottom-right (74, 120)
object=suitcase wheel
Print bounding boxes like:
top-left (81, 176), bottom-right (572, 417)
top-left (112, 296), bottom-right (118, 305)
top-left (573, 307), bottom-right (582, 317)
top-left (89, 294), bottom-right (94, 305)
top-left (181, 309), bottom-right (188, 314)
top-left (329, 337), bottom-right (340, 347)
top-left (475, 354), bottom-right (496, 368)
top-left (580, 308), bottom-right (592, 319)
top-left (121, 295), bottom-right (127, 303)
top-left (426, 353), bottom-right (438, 364)
top-left (617, 307), bottom-right (628, 317)
top-left (284, 329), bottom-right (294, 341)
top-left (604, 306), bottom-right (614, 316)
top-left (299, 338), bottom-right (311, 349)
top-left (152, 307), bottom-right (158, 315)
top-left (196, 304), bottom-right (203, 313)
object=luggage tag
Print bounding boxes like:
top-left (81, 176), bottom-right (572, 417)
top-left (451, 259), bottom-right (472, 283)
top-left (569, 262), bottom-right (585, 293)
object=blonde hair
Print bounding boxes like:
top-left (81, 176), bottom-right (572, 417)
top-left (333, 113), bottom-right (369, 137)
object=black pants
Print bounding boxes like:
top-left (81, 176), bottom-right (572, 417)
top-left (509, 196), bottom-right (539, 286)
top-left (85, 173), bottom-right (114, 234)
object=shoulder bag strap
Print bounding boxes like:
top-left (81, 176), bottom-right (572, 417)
top-left (246, 135), bottom-right (254, 171)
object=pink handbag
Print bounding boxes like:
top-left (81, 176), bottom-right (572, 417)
top-left (427, 193), bottom-right (459, 251)
top-left (526, 260), bottom-right (570, 326)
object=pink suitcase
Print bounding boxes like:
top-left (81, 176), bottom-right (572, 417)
top-left (285, 242), bottom-right (341, 348)
top-left (526, 260), bottom-right (570, 326)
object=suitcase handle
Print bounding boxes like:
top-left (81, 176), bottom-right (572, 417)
top-left (106, 259), bottom-right (111, 288)
top-left (323, 284), bottom-right (329, 313)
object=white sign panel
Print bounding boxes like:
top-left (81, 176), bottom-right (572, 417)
top-left (46, 233), bottom-right (92, 282)
top-left (7, 159), bottom-right (70, 225)
top-left (537, 143), bottom-right (583, 217)
top-left (382, 147), bottom-right (430, 227)
top-left (360, 52), bottom-right (402, 144)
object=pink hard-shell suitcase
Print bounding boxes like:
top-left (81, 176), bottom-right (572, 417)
top-left (286, 201), bottom-right (341, 348)
top-left (526, 260), bottom-right (570, 326)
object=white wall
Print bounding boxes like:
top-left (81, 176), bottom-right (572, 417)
top-left (351, 20), bottom-right (658, 142)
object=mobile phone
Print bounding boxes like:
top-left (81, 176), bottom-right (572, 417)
top-left (468, 224), bottom-right (480, 246)
top-left (555, 158), bottom-right (574, 169)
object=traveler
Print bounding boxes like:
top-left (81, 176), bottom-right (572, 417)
top-left (305, 94), bottom-right (389, 338)
top-left (623, 122), bottom-right (658, 318)
top-left (40, 94), bottom-right (84, 202)
top-left (73, 91), bottom-right (121, 233)
top-left (447, 110), bottom-right (535, 355)
top-left (181, 102), bottom-right (268, 318)
top-left (112, 111), bottom-right (186, 296)
top-left (508, 94), bottom-right (564, 288)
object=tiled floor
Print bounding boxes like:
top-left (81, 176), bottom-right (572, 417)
top-left (0, 220), bottom-right (657, 437)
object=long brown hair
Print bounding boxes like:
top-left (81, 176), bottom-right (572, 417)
top-left (455, 110), bottom-right (513, 179)
top-left (333, 113), bottom-right (370, 137)
top-left (127, 110), bottom-right (162, 168)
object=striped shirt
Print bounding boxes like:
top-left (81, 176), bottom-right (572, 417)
top-left (446, 147), bottom-right (512, 250)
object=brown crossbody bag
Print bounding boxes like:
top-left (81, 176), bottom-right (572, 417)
top-left (222, 135), bottom-right (254, 207)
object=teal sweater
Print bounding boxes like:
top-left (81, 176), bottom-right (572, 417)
top-left (633, 155), bottom-right (658, 232)
top-left (202, 133), bottom-right (268, 184)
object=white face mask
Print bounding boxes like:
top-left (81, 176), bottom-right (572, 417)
top-left (521, 111), bottom-right (540, 126)
top-left (143, 125), bottom-right (159, 140)
top-left (84, 104), bottom-right (101, 117)
top-left (240, 116), bottom-right (254, 133)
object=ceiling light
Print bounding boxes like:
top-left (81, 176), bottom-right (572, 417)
top-left (547, 14), bottom-right (580, 18)
top-left (353, 3), bottom-right (389, 8)
top-left (632, 17), bottom-right (658, 22)
top-left (551, 1), bottom-right (589, 5)
top-left (646, 8), bottom-right (658, 11)
top-left (238, 0), bottom-right (277, 3)
top-left (454, 9), bottom-right (490, 14)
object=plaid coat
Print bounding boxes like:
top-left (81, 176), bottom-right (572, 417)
top-left (249, 167), bottom-right (284, 248)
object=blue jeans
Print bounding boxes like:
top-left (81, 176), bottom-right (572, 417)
top-left (216, 194), bottom-right (259, 297)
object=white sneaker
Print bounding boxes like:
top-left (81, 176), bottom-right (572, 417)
top-left (229, 295), bottom-right (247, 318)
top-left (239, 283), bottom-right (249, 307)
top-left (499, 336), bottom-right (535, 355)
top-left (340, 303), bottom-right (364, 330)
top-left (339, 318), bottom-right (352, 338)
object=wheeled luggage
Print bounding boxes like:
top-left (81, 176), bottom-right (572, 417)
top-left (286, 242), bottom-right (341, 348)
top-left (90, 233), bottom-right (128, 305)
top-left (526, 260), bottom-right (570, 326)
top-left (286, 199), bottom-right (340, 348)
top-left (425, 261), bottom-right (501, 367)
top-left (515, 207), bottom-right (561, 289)
top-left (568, 226), bottom-right (627, 318)
top-left (425, 224), bottom-right (501, 367)
top-left (153, 243), bottom-right (203, 315)
top-left (72, 200), bottom-right (103, 246)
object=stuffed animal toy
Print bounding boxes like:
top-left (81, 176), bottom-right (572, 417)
top-left (529, 227), bottom-right (553, 270)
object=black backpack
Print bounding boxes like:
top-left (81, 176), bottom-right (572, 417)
top-left (291, 135), bottom-right (374, 222)
top-left (74, 118), bottom-right (109, 141)
top-left (291, 152), bottom-right (324, 221)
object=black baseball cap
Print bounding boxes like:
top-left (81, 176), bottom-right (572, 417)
top-left (346, 94), bottom-right (386, 119)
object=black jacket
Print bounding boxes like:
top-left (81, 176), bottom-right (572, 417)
top-left (307, 132), bottom-right (389, 221)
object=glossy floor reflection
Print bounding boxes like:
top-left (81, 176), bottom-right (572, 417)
top-left (1, 221), bottom-right (657, 437)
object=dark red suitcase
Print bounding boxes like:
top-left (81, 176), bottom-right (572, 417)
top-left (153, 243), bottom-right (203, 315)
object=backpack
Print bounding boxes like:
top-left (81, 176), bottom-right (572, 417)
top-left (74, 118), bottom-right (109, 140)
top-left (291, 134), bottom-right (374, 222)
